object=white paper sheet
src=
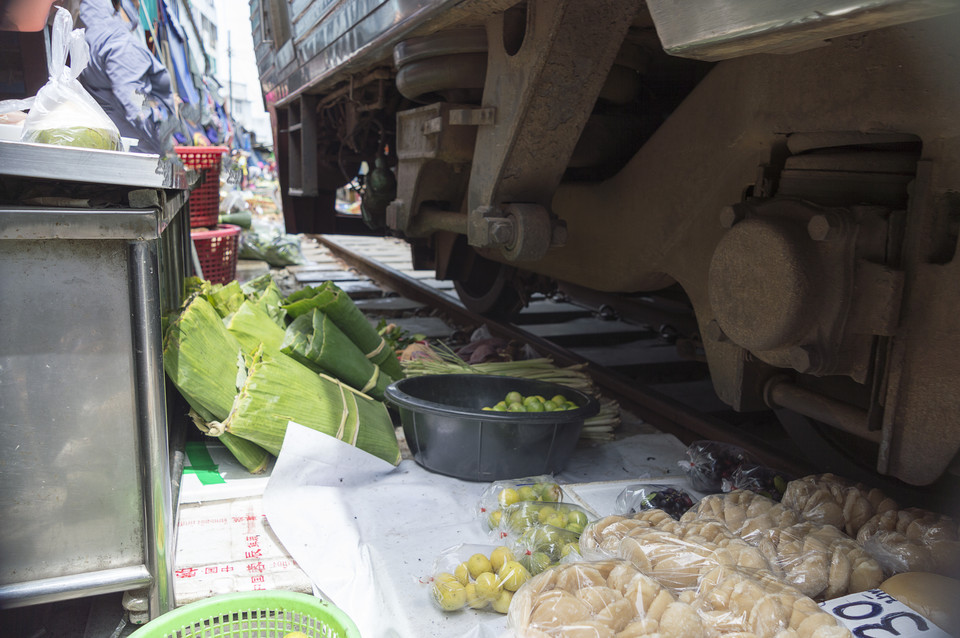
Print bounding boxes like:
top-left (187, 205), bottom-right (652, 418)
top-left (262, 425), bottom-right (690, 637)
top-left (263, 424), bottom-right (511, 637)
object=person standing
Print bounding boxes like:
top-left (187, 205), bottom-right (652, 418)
top-left (77, 0), bottom-right (176, 154)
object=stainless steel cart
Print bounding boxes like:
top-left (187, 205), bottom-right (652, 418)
top-left (0, 140), bottom-right (190, 618)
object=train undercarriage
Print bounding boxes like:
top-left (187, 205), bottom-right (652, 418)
top-left (255, 0), bottom-right (960, 487)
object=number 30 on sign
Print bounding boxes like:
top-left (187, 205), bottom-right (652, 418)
top-left (821, 589), bottom-right (950, 638)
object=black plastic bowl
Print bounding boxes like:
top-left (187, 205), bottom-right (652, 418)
top-left (384, 374), bottom-right (600, 481)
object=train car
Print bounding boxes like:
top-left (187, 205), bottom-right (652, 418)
top-left (251, 0), bottom-right (960, 488)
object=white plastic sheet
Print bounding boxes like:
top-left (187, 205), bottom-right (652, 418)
top-left (263, 424), bottom-right (508, 637)
top-left (262, 426), bottom-right (689, 637)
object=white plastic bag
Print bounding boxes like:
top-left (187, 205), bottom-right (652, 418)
top-left (18, 7), bottom-right (121, 150)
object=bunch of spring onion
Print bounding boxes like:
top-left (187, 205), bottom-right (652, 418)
top-left (402, 343), bottom-right (620, 440)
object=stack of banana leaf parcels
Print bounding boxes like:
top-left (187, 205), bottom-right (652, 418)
top-left (163, 275), bottom-right (403, 473)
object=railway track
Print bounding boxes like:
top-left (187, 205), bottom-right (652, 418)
top-left (289, 233), bottom-right (959, 516)
top-left (294, 234), bottom-right (811, 478)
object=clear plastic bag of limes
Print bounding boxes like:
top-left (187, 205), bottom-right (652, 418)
top-left (477, 475), bottom-right (563, 534)
top-left (428, 543), bottom-right (530, 614)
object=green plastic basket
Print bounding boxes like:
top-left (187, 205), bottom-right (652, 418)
top-left (128, 590), bottom-right (360, 638)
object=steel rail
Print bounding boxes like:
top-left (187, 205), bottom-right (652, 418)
top-left (315, 234), bottom-right (814, 478)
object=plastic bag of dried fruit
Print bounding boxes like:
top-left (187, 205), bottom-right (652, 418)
top-left (678, 440), bottom-right (755, 493)
top-left (721, 462), bottom-right (791, 501)
top-left (614, 483), bottom-right (698, 519)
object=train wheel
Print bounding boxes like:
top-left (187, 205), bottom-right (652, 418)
top-left (453, 251), bottom-right (525, 319)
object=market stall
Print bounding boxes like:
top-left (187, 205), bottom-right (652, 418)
top-left (0, 139), bottom-right (189, 618)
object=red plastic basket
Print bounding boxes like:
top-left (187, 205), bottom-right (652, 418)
top-left (191, 224), bottom-right (241, 284)
top-left (175, 146), bottom-right (229, 228)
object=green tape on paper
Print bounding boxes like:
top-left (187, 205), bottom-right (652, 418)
top-left (183, 441), bottom-right (226, 485)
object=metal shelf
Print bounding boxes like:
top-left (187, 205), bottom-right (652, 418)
top-left (0, 140), bottom-right (188, 190)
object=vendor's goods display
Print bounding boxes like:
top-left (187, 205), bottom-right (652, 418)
top-left (417, 437), bottom-right (953, 637)
top-left (163, 276), bottom-right (401, 470)
top-left (283, 281), bottom-right (403, 380)
top-left (507, 559), bottom-right (852, 638)
top-left (480, 477), bottom-right (592, 573)
top-left (781, 473), bottom-right (960, 577)
top-left (478, 475), bottom-right (567, 529)
top-left (282, 308), bottom-right (392, 400)
top-left (384, 374), bottom-right (599, 480)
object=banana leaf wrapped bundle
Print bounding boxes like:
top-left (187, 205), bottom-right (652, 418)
top-left (226, 299), bottom-right (286, 355)
top-left (239, 274), bottom-right (287, 327)
top-left (203, 345), bottom-right (400, 465)
top-left (281, 309), bottom-right (390, 400)
top-left (282, 281), bottom-right (403, 380)
top-left (199, 280), bottom-right (246, 318)
top-left (163, 295), bottom-right (271, 473)
top-left (240, 273), bottom-right (274, 297)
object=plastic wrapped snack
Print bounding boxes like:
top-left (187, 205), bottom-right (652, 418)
top-left (684, 491), bottom-right (884, 599)
top-left (429, 543), bottom-right (532, 614)
top-left (856, 506), bottom-right (960, 576)
top-left (615, 484), bottom-right (697, 519)
top-left (684, 491), bottom-right (800, 536)
top-left (509, 559), bottom-right (708, 637)
top-left (7, 8), bottom-right (121, 151)
top-left (508, 559), bottom-right (850, 637)
top-left (580, 510), bottom-right (690, 555)
top-left (679, 441), bottom-right (755, 493)
top-left (581, 510), bottom-right (774, 595)
top-left (694, 565), bottom-right (853, 638)
top-left (478, 475), bottom-right (563, 531)
top-left (780, 473), bottom-right (897, 537)
top-left (723, 464), bottom-right (791, 502)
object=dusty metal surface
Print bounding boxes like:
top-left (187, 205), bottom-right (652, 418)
top-left (645, 0), bottom-right (960, 60)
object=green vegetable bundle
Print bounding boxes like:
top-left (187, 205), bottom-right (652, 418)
top-left (281, 309), bottom-right (390, 400)
top-left (163, 295), bottom-right (271, 473)
top-left (209, 345), bottom-right (400, 465)
top-left (283, 281), bottom-right (403, 380)
top-left (163, 285), bottom-right (401, 471)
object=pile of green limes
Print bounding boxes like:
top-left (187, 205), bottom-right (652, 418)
top-left (482, 391), bottom-right (578, 413)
